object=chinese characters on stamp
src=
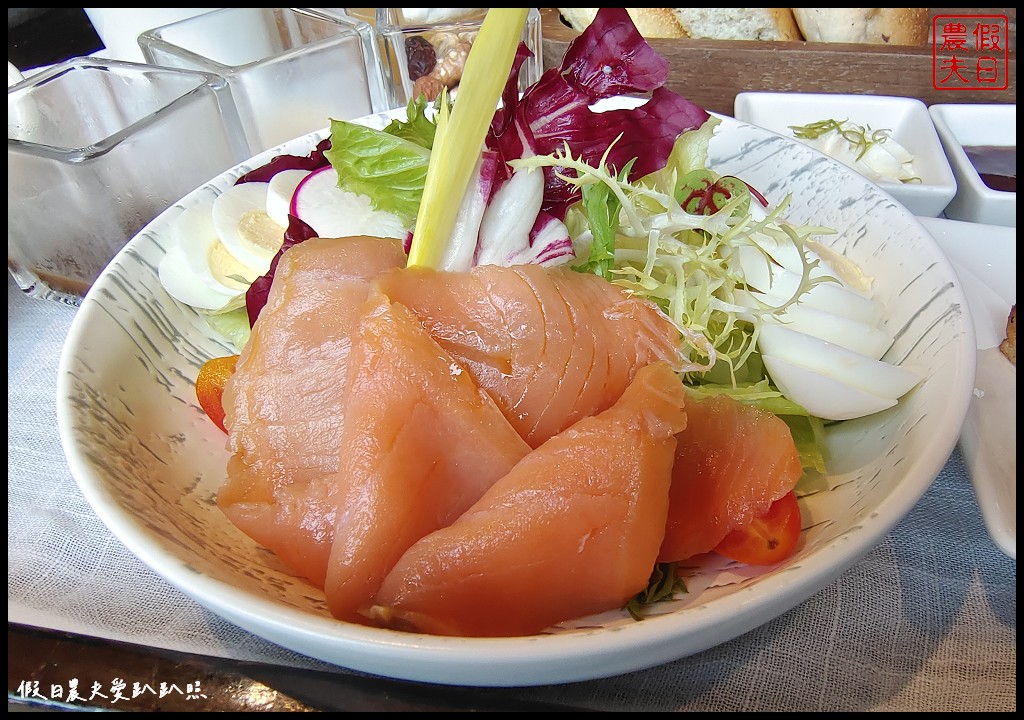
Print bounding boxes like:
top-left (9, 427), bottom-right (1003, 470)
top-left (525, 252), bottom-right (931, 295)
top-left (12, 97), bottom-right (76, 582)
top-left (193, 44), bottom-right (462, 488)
top-left (933, 14), bottom-right (1010, 91)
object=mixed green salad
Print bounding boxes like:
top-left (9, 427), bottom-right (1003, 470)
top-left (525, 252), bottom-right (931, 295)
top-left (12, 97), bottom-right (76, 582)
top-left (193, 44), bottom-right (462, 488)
top-left (160, 8), bottom-right (921, 488)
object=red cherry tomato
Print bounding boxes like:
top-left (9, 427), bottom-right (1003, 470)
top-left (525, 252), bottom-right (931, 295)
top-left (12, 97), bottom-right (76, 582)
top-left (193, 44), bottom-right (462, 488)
top-left (713, 490), bottom-right (801, 566)
top-left (195, 355), bottom-right (238, 434)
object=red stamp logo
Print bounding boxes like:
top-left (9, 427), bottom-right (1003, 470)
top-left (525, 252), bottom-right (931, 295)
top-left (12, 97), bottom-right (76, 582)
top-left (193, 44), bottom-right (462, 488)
top-left (933, 14), bottom-right (1009, 90)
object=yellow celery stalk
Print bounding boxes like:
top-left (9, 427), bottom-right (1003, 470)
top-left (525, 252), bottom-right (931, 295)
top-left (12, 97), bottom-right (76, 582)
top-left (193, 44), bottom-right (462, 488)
top-left (406, 8), bottom-right (529, 269)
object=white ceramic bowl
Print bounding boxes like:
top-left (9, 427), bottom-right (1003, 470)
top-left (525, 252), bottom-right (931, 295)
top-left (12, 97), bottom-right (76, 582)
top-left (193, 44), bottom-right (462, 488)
top-left (928, 103), bottom-right (1016, 228)
top-left (734, 92), bottom-right (957, 218)
top-left (55, 106), bottom-right (976, 687)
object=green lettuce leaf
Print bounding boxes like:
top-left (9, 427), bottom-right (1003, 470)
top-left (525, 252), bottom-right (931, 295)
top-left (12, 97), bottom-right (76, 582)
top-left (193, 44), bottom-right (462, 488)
top-left (381, 94), bottom-right (440, 149)
top-left (572, 161), bottom-right (633, 280)
top-left (323, 97), bottom-right (436, 224)
top-left (203, 307), bottom-right (251, 351)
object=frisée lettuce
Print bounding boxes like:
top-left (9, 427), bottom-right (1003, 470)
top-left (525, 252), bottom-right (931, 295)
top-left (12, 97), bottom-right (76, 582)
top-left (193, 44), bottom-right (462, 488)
top-left (512, 119), bottom-right (837, 378)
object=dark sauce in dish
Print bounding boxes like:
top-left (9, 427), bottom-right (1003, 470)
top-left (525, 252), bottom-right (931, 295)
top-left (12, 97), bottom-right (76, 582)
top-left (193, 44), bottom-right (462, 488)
top-left (962, 145), bottom-right (1016, 193)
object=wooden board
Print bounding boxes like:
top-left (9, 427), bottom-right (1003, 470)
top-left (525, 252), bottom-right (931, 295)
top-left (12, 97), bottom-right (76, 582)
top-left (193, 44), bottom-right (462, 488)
top-left (539, 8), bottom-right (1016, 116)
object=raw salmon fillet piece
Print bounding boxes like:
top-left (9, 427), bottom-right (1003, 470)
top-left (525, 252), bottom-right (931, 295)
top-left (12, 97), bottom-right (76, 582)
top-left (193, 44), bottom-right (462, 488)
top-left (371, 361), bottom-right (688, 637)
top-left (658, 393), bottom-right (803, 563)
top-left (218, 236), bottom-right (406, 587)
top-left (324, 292), bottom-right (531, 623)
top-left (375, 263), bottom-right (686, 448)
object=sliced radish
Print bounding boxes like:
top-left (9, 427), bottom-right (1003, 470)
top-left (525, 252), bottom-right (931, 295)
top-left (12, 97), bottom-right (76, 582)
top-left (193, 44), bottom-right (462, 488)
top-left (291, 166), bottom-right (407, 240)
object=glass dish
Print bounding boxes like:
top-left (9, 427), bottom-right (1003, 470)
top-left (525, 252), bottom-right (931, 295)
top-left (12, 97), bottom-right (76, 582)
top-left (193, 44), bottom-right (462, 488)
top-left (138, 7), bottom-right (390, 155)
top-left (7, 57), bottom-right (247, 305)
top-left (374, 7), bottom-right (542, 105)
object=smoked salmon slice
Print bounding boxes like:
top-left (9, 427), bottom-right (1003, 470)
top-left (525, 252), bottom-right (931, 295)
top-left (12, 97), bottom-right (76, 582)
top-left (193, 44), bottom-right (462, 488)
top-left (370, 361), bottom-right (688, 638)
top-left (658, 393), bottom-right (803, 563)
top-left (374, 263), bottom-right (686, 448)
top-left (218, 236), bottom-right (406, 588)
top-left (324, 292), bottom-right (530, 623)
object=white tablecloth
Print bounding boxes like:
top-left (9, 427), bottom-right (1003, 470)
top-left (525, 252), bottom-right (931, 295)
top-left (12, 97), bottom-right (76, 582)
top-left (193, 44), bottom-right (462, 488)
top-left (7, 275), bottom-right (1016, 711)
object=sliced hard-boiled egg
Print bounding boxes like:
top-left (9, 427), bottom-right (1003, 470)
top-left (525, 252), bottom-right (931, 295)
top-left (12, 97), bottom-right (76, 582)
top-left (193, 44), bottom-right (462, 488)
top-left (266, 169), bottom-right (309, 227)
top-left (804, 239), bottom-right (874, 293)
top-left (736, 289), bottom-right (893, 360)
top-left (158, 243), bottom-right (238, 311)
top-left (758, 323), bottom-right (921, 401)
top-left (734, 245), bottom-right (884, 326)
top-left (739, 244), bottom-right (921, 421)
top-left (747, 232), bottom-right (829, 280)
top-left (212, 182), bottom-right (286, 272)
top-left (176, 204), bottom-right (262, 296)
top-left (747, 233), bottom-right (874, 294)
top-left (761, 354), bottom-right (897, 422)
top-left (768, 306), bottom-right (892, 360)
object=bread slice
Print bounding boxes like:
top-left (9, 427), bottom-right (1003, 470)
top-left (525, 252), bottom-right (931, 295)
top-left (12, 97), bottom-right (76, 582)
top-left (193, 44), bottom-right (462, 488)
top-left (793, 8), bottom-right (930, 45)
top-left (671, 8), bottom-right (801, 41)
top-left (558, 8), bottom-right (801, 41)
top-left (557, 8), bottom-right (686, 38)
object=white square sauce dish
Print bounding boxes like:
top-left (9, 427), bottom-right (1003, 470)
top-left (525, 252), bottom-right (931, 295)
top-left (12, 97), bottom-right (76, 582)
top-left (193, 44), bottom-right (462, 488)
top-left (929, 103), bottom-right (1016, 228)
top-left (735, 92), bottom-right (957, 218)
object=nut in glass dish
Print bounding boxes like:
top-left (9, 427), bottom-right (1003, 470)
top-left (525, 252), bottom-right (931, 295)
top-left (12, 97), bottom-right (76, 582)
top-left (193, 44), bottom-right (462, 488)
top-left (734, 92), bottom-right (957, 218)
top-left (374, 8), bottom-right (542, 105)
top-left (928, 103), bottom-right (1016, 228)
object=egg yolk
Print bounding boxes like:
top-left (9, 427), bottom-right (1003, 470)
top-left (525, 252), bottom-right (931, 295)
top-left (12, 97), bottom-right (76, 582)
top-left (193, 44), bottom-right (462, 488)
top-left (238, 210), bottom-right (286, 257)
top-left (208, 240), bottom-right (260, 291)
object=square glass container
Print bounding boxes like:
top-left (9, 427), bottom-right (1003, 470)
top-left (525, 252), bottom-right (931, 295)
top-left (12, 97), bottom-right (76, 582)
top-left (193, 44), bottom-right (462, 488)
top-left (7, 57), bottom-right (248, 305)
top-left (374, 8), bottom-right (543, 106)
top-left (138, 7), bottom-right (390, 155)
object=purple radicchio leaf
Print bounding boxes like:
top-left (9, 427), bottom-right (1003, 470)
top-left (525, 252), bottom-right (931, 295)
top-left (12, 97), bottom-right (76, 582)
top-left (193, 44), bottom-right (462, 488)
top-left (486, 7), bottom-right (710, 220)
top-left (235, 138), bottom-right (332, 185)
top-left (244, 213), bottom-right (318, 326)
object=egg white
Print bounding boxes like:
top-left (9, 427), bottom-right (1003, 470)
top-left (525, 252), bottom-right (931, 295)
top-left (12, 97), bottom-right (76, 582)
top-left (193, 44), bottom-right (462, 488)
top-left (212, 182), bottom-right (286, 272)
top-left (175, 204), bottom-right (261, 296)
top-left (734, 245), bottom-right (884, 326)
top-left (758, 323), bottom-right (921, 401)
top-left (761, 354), bottom-right (898, 422)
top-left (158, 243), bottom-right (237, 311)
top-left (735, 241), bottom-right (922, 420)
top-left (266, 169), bottom-right (309, 228)
top-left (736, 289), bottom-right (893, 360)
